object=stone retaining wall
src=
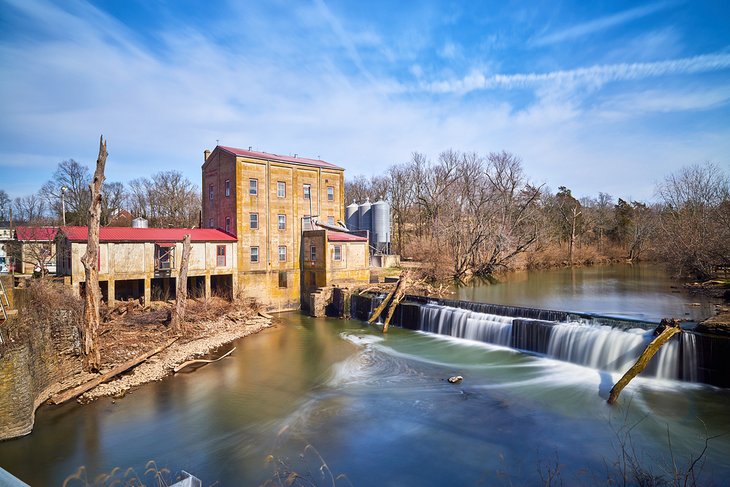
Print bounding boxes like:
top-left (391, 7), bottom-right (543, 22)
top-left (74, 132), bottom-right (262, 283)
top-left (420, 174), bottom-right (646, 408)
top-left (0, 281), bottom-right (83, 440)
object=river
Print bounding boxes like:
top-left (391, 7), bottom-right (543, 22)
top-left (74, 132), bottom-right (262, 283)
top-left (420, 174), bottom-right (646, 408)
top-left (1, 264), bottom-right (728, 486)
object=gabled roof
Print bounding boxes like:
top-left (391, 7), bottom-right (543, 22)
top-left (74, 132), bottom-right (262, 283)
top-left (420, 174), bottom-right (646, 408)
top-left (217, 145), bottom-right (344, 170)
top-left (327, 231), bottom-right (368, 242)
top-left (59, 226), bottom-right (237, 243)
top-left (15, 226), bottom-right (59, 241)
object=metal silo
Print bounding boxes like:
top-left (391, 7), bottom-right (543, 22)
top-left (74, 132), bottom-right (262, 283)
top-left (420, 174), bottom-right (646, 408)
top-left (346, 202), bottom-right (360, 230)
top-left (132, 217), bottom-right (149, 228)
top-left (371, 200), bottom-right (391, 252)
top-left (358, 198), bottom-right (372, 237)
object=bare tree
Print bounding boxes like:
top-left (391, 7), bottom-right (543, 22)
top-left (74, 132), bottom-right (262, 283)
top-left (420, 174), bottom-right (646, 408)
top-left (40, 159), bottom-right (92, 225)
top-left (0, 189), bottom-right (10, 221)
top-left (128, 171), bottom-right (200, 227)
top-left (386, 163), bottom-right (415, 254)
top-left (13, 194), bottom-right (47, 224)
top-left (101, 181), bottom-right (126, 225)
top-left (655, 162), bottom-right (730, 279)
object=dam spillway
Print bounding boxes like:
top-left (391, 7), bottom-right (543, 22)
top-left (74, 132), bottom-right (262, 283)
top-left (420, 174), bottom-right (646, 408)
top-left (351, 294), bottom-right (730, 387)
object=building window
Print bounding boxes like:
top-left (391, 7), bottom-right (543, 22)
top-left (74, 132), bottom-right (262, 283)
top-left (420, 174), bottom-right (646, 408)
top-left (209, 184), bottom-right (214, 201)
top-left (155, 244), bottom-right (175, 271)
top-left (278, 245), bottom-right (286, 262)
top-left (278, 271), bottom-right (287, 288)
top-left (250, 213), bottom-right (258, 229)
top-left (277, 181), bottom-right (286, 198)
top-left (225, 179), bottom-right (230, 197)
top-left (249, 178), bottom-right (258, 195)
top-left (225, 217), bottom-right (231, 233)
top-left (250, 246), bottom-right (259, 263)
top-left (208, 218), bottom-right (214, 228)
top-left (303, 215), bottom-right (311, 230)
top-left (278, 214), bottom-right (286, 230)
top-left (303, 184), bottom-right (311, 199)
top-left (327, 186), bottom-right (334, 201)
top-left (310, 245), bottom-right (316, 261)
top-left (334, 245), bottom-right (342, 261)
top-left (216, 245), bottom-right (226, 266)
top-left (327, 216), bottom-right (335, 226)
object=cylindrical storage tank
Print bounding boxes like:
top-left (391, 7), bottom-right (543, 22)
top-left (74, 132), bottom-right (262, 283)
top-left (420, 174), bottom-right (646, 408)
top-left (346, 202), bottom-right (360, 230)
top-left (371, 200), bottom-right (391, 244)
top-left (132, 217), bottom-right (148, 228)
top-left (358, 198), bottom-right (372, 236)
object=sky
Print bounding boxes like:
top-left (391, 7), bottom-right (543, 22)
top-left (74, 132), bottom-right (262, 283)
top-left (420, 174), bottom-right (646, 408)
top-left (1, 0), bottom-right (729, 203)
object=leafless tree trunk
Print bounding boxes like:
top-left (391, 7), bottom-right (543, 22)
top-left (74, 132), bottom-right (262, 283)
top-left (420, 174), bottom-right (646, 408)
top-left (80, 136), bottom-right (107, 372)
top-left (172, 234), bottom-right (191, 335)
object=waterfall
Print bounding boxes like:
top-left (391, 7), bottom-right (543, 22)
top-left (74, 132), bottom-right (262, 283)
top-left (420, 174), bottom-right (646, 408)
top-left (416, 302), bottom-right (693, 381)
top-left (421, 304), bottom-right (513, 346)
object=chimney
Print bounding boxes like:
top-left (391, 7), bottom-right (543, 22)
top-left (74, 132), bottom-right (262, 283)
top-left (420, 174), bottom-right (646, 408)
top-left (204, 149), bottom-right (210, 162)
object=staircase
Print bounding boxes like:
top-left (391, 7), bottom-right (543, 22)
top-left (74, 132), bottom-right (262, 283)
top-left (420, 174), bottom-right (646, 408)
top-left (1, 278), bottom-right (18, 341)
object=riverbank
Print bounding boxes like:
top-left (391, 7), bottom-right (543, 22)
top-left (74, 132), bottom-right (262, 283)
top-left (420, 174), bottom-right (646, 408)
top-left (0, 289), bottom-right (273, 440)
top-left (79, 308), bottom-right (273, 402)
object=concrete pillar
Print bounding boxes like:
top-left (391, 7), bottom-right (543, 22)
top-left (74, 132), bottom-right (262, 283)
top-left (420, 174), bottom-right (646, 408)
top-left (205, 274), bottom-right (211, 299)
top-left (144, 277), bottom-right (151, 305)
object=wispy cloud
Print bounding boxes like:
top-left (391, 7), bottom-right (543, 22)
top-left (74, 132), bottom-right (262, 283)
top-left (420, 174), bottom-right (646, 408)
top-left (420, 53), bottom-right (730, 95)
top-left (533, 1), bottom-right (677, 46)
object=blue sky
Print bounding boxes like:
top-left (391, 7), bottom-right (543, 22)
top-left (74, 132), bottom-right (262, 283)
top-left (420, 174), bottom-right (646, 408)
top-left (1, 0), bottom-right (728, 202)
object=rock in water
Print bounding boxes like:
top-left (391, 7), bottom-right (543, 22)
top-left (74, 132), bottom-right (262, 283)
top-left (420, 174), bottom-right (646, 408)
top-left (448, 375), bottom-right (463, 384)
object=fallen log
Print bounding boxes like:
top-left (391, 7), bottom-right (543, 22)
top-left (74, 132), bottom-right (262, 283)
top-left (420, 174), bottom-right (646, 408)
top-left (368, 276), bottom-right (404, 324)
top-left (173, 346), bottom-right (236, 373)
top-left (607, 319), bottom-right (682, 405)
top-left (50, 336), bottom-right (178, 405)
top-left (382, 286), bottom-right (407, 333)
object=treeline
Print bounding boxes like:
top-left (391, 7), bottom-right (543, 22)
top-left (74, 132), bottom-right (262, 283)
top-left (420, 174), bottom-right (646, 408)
top-left (0, 159), bottom-right (201, 228)
top-left (346, 151), bottom-right (729, 281)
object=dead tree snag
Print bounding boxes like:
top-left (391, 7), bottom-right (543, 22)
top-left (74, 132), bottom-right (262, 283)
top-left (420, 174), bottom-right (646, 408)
top-left (171, 234), bottom-right (191, 335)
top-left (80, 136), bottom-right (107, 372)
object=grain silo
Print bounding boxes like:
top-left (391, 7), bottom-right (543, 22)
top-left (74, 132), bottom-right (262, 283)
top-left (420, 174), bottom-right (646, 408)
top-left (358, 198), bottom-right (372, 238)
top-left (371, 199), bottom-right (391, 254)
top-left (346, 202), bottom-right (360, 230)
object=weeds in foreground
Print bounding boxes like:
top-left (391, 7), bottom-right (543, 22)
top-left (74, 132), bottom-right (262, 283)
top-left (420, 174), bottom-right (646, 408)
top-left (61, 460), bottom-right (204, 487)
top-left (261, 444), bottom-right (353, 487)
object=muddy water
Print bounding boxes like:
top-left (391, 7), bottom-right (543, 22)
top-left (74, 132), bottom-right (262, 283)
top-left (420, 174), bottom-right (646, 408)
top-left (1, 265), bottom-right (728, 486)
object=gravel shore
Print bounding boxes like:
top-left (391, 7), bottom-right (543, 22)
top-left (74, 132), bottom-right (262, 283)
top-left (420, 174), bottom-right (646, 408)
top-left (79, 315), bottom-right (272, 402)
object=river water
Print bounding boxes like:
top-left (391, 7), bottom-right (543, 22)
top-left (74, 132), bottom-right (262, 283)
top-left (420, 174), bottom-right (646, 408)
top-left (1, 265), bottom-right (728, 486)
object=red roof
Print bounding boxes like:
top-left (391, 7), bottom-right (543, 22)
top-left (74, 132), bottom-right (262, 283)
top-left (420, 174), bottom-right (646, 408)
top-left (327, 231), bottom-right (367, 242)
top-left (218, 145), bottom-right (344, 170)
top-left (15, 226), bottom-right (59, 241)
top-left (60, 226), bottom-right (237, 243)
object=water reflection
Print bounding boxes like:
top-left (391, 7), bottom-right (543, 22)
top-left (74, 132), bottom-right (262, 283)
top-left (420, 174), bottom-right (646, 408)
top-left (1, 267), bottom-right (728, 485)
top-left (456, 264), bottom-right (719, 322)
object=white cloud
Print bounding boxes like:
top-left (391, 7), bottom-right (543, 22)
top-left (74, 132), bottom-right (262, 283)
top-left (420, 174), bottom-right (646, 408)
top-left (532, 1), bottom-right (678, 46)
top-left (420, 53), bottom-right (730, 95)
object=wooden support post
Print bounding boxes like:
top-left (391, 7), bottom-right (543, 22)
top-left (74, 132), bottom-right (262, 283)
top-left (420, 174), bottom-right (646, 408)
top-left (80, 136), bottom-right (107, 372)
top-left (607, 319), bottom-right (682, 405)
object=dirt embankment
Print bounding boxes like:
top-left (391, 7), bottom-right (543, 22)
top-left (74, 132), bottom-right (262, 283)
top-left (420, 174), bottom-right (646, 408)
top-left (71, 298), bottom-right (275, 403)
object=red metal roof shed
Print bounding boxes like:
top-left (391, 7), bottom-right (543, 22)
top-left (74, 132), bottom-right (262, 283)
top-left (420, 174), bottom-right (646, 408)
top-left (60, 227), bottom-right (237, 243)
top-left (15, 226), bottom-right (59, 241)
top-left (327, 231), bottom-right (368, 242)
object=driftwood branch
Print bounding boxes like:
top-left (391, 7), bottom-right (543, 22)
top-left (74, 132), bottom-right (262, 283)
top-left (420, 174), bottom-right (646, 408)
top-left (607, 319), bottom-right (682, 405)
top-left (173, 347), bottom-right (236, 373)
top-left (51, 336), bottom-right (178, 405)
top-left (367, 285), bottom-right (398, 324)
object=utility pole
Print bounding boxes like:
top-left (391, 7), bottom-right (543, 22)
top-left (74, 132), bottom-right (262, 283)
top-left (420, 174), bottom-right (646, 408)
top-left (61, 186), bottom-right (67, 225)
